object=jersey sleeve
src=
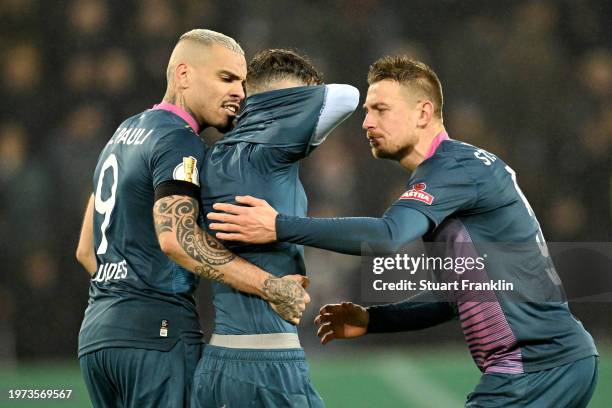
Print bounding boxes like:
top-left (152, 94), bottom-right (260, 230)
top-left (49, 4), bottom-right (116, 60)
top-left (264, 84), bottom-right (359, 165)
top-left (149, 129), bottom-right (206, 189)
top-left (310, 84), bottom-right (360, 147)
top-left (367, 291), bottom-right (457, 333)
top-left (275, 205), bottom-right (430, 255)
top-left (393, 156), bottom-right (478, 228)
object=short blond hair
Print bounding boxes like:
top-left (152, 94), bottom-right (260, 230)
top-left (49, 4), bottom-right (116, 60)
top-left (166, 29), bottom-right (244, 83)
top-left (368, 56), bottom-right (443, 119)
top-left (178, 29), bottom-right (244, 56)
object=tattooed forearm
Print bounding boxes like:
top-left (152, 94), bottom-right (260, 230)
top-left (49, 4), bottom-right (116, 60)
top-left (194, 264), bottom-right (225, 283)
top-left (262, 277), bottom-right (307, 322)
top-left (153, 196), bottom-right (235, 280)
top-left (154, 196), bottom-right (308, 322)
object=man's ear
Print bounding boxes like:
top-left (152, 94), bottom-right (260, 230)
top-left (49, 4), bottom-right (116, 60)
top-left (417, 100), bottom-right (434, 128)
top-left (175, 63), bottom-right (189, 89)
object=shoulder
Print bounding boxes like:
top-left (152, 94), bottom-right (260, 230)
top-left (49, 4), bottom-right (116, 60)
top-left (426, 139), bottom-right (503, 178)
top-left (150, 116), bottom-right (203, 149)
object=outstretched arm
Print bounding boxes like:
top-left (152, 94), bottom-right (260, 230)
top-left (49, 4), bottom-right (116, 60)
top-left (366, 291), bottom-right (457, 333)
top-left (208, 196), bottom-right (430, 255)
top-left (314, 292), bottom-right (457, 344)
top-left (154, 194), bottom-right (310, 324)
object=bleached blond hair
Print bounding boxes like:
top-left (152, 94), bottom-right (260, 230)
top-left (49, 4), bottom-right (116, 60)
top-left (178, 29), bottom-right (244, 55)
top-left (165, 29), bottom-right (244, 84)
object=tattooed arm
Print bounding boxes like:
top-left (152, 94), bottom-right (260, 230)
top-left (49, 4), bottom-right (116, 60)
top-left (76, 194), bottom-right (97, 276)
top-left (153, 195), bottom-right (310, 324)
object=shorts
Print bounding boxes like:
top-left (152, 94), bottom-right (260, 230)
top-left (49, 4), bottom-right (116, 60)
top-left (191, 344), bottom-right (325, 408)
top-left (79, 338), bottom-right (203, 408)
top-left (466, 355), bottom-right (598, 407)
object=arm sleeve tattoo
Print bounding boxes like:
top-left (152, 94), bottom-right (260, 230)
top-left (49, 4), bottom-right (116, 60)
top-left (153, 195), bottom-right (235, 283)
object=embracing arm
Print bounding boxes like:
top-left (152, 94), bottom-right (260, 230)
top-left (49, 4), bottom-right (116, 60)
top-left (153, 194), bottom-right (309, 323)
top-left (76, 194), bottom-right (97, 275)
top-left (276, 205), bottom-right (430, 255)
top-left (209, 197), bottom-right (430, 256)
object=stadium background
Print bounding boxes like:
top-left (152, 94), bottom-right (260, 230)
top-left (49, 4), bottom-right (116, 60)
top-left (1, 0), bottom-right (610, 406)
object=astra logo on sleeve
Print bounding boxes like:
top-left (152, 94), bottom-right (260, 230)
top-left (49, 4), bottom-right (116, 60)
top-left (173, 156), bottom-right (200, 186)
top-left (400, 182), bottom-right (434, 205)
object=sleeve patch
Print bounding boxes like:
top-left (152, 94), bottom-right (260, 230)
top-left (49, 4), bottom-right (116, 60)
top-left (400, 182), bottom-right (434, 205)
top-left (173, 156), bottom-right (200, 186)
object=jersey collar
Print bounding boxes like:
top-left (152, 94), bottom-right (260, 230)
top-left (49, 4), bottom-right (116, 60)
top-left (152, 102), bottom-right (200, 134)
top-left (425, 130), bottom-right (450, 160)
top-left (238, 85), bottom-right (322, 121)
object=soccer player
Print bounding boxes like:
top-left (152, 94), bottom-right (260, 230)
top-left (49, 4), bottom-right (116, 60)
top-left (207, 56), bottom-right (599, 407)
top-left (75, 30), bottom-right (309, 408)
top-left (191, 49), bottom-right (359, 407)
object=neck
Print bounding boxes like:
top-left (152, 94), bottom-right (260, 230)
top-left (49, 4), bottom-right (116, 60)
top-left (399, 123), bottom-right (446, 171)
top-left (161, 90), bottom-right (202, 129)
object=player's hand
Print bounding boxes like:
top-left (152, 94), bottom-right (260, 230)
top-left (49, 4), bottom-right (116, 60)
top-left (283, 274), bottom-right (311, 289)
top-left (208, 196), bottom-right (278, 244)
top-left (314, 302), bottom-right (369, 344)
top-left (263, 275), bottom-right (311, 325)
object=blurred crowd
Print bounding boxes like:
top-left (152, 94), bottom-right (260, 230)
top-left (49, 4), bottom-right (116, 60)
top-left (0, 0), bottom-right (610, 361)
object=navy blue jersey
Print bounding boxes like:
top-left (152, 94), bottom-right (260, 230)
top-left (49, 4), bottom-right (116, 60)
top-left (201, 85), bottom-right (359, 334)
top-left (79, 108), bottom-right (206, 356)
top-left (395, 136), bottom-right (597, 373)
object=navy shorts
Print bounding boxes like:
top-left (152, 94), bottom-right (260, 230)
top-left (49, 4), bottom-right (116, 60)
top-left (191, 345), bottom-right (325, 408)
top-left (79, 338), bottom-right (203, 408)
top-left (466, 356), bottom-right (598, 407)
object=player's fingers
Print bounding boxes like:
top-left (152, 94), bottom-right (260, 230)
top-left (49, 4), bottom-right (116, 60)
top-left (207, 212), bottom-right (240, 223)
top-left (235, 195), bottom-right (267, 207)
top-left (315, 313), bottom-right (332, 326)
top-left (317, 321), bottom-right (332, 337)
top-left (209, 222), bottom-right (242, 232)
top-left (212, 202), bottom-right (247, 215)
top-left (283, 275), bottom-right (310, 290)
top-left (215, 232), bottom-right (247, 241)
top-left (319, 304), bottom-right (341, 315)
top-left (321, 330), bottom-right (336, 345)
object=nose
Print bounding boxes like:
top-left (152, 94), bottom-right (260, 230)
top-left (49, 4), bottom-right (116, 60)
top-left (232, 82), bottom-right (246, 102)
top-left (362, 112), bottom-right (375, 130)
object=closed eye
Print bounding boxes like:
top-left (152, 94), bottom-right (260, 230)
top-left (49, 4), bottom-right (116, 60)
top-left (217, 70), bottom-right (243, 83)
top-left (364, 103), bottom-right (390, 113)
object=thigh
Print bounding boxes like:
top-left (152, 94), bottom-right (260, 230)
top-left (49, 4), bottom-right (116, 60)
top-left (79, 351), bottom-right (122, 408)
